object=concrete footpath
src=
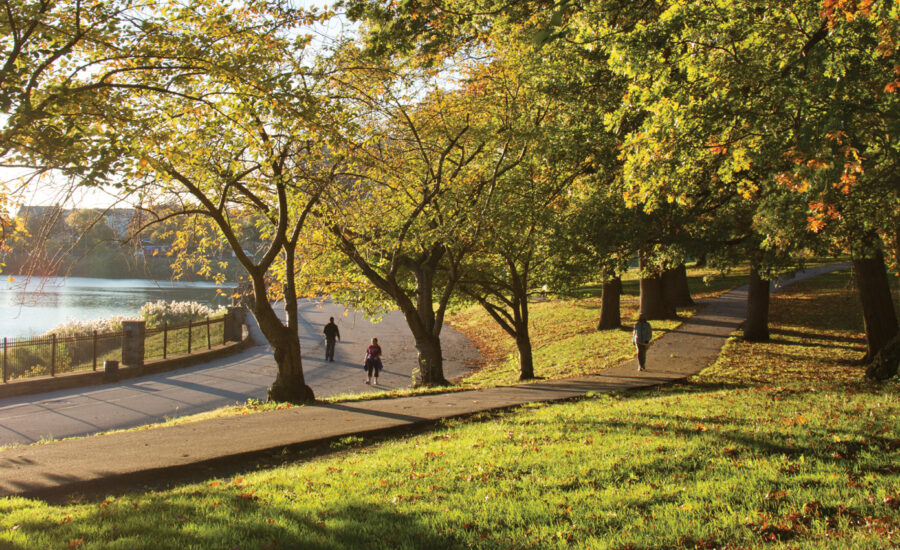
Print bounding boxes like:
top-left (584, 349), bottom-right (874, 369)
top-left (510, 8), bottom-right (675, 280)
top-left (0, 264), bottom-right (849, 499)
top-left (0, 300), bottom-right (478, 447)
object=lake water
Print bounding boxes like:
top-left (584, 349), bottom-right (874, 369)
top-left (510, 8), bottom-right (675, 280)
top-left (0, 276), bottom-right (236, 338)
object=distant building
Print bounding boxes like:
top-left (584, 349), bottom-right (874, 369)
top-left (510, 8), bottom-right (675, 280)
top-left (139, 238), bottom-right (170, 257)
top-left (101, 208), bottom-right (136, 239)
top-left (15, 206), bottom-right (136, 239)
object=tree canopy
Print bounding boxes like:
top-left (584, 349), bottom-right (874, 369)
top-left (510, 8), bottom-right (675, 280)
top-left (4, 0), bottom-right (899, 396)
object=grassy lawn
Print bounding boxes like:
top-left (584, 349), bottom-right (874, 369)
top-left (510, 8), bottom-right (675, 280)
top-left (451, 260), bottom-right (769, 387)
top-left (451, 295), bottom-right (684, 388)
top-left (2, 268), bottom-right (898, 548)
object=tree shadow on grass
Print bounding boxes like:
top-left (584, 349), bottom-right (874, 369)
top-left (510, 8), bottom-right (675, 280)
top-left (5, 496), bottom-right (471, 550)
top-left (764, 338), bottom-right (864, 354)
top-left (768, 328), bottom-right (864, 347)
top-left (555, 394), bottom-right (899, 477)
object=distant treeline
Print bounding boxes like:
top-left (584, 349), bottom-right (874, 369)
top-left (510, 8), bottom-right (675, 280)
top-left (2, 206), bottom-right (250, 281)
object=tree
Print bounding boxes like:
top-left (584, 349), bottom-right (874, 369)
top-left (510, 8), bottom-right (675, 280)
top-left (602, 0), bottom-right (900, 360)
top-left (307, 50), bottom-right (531, 386)
top-left (86, 0), bottom-right (340, 403)
top-left (451, 51), bottom-right (581, 380)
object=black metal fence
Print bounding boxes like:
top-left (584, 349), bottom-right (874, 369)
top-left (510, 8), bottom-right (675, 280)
top-left (1, 314), bottom-right (231, 383)
top-left (144, 316), bottom-right (227, 361)
top-left (1, 331), bottom-right (124, 383)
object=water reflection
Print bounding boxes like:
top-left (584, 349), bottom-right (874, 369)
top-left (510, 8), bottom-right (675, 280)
top-left (0, 276), bottom-right (235, 337)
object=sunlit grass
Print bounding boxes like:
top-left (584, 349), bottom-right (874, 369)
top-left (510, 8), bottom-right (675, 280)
top-left (453, 296), bottom-right (685, 387)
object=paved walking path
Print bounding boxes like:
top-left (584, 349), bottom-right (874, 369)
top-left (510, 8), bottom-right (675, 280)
top-left (0, 264), bottom-right (849, 499)
top-left (0, 301), bottom-right (477, 446)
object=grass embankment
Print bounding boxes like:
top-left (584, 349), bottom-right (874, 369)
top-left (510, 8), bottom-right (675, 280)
top-left (5, 317), bottom-right (227, 382)
top-left (3, 268), bottom-right (897, 549)
top-left (452, 263), bottom-right (752, 387)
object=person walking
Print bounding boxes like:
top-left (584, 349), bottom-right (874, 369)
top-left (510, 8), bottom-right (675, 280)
top-left (632, 314), bottom-right (652, 371)
top-left (364, 337), bottom-right (383, 385)
top-left (323, 317), bottom-right (340, 362)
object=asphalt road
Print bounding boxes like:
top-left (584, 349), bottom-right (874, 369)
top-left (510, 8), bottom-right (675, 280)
top-left (0, 300), bottom-right (479, 446)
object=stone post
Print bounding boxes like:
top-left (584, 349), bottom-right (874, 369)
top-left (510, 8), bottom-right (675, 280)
top-left (122, 320), bottom-right (145, 369)
top-left (103, 360), bottom-right (119, 381)
top-left (225, 306), bottom-right (244, 342)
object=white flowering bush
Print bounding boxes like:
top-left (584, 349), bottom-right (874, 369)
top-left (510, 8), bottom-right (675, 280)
top-left (140, 300), bottom-right (226, 328)
top-left (43, 316), bottom-right (135, 337)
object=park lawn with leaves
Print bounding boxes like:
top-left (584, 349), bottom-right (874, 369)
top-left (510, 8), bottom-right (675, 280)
top-left (572, 263), bottom-right (752, 299)
top-left (2, 268), bottom-right (897, 549)
top-left (452, 295), bottom-right (684, 387)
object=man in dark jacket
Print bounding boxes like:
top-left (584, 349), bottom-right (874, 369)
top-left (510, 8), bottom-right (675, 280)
top-left (323, 317), bottom-right (340, 362)
top-left (632, 314), bottom-right (652, 371)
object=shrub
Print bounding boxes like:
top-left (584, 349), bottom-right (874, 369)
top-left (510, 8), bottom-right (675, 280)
top-left (140, 300), bottom-right (226, 328)
top-left (42, 316), bottom-right (134, 337)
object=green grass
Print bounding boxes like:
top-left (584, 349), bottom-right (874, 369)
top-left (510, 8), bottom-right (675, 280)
top-left (574, 264), bottom-right (752, 300)
top-left (144, 318), bottom-right (227, 360)
top-left (450, 260), bottom-right (776, 387)
top-left (2, 267), bottom-right (897, 549)
top-left (452, 295), bottom-right (685, 387)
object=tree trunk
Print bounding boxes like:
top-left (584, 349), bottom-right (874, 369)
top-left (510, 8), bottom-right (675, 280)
top-left (639, 252), bottom-right (676, 320)
top-left (399, 250), bottom-right (452, 387)
top-left (894, 222), bottom-right (900, 309)
top-left (744, 266), bottom-right (770, 342)
top-left (412, 332), bottom-right (446, 386)
top-left (597, 276), bottom-right (622, 330)
top-left (661, 263), bottom-right (694, 308)
top-left (267, 328), bottom-right (315, 403)
top-left (866, 333), bottom-right (900, 380)
top-left (516, 332), bottom-right (535, 380)
top-left (853, 253), bottom-right (900, 361)
top-left (694, 253), bottom-right (707, 268)
top-left (254, 306), bottom-right (314, 403)
top-left (250, 278), bottom-right (314, 403)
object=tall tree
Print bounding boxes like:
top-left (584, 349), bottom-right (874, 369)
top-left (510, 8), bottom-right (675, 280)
top-left (307, 50), bottom-right (528, 386)
top-left (454, 51), bottom-right (579, 380)
top-left (89, 0), bottom-right (339, 403)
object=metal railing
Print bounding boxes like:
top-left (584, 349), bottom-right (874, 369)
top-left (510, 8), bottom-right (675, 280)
top-left (1, 331), bottom-right (124, 383)
top-left (144, 316), bottom-right (227, 361)
top-left (1, 314), bottom-right (231, 383)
